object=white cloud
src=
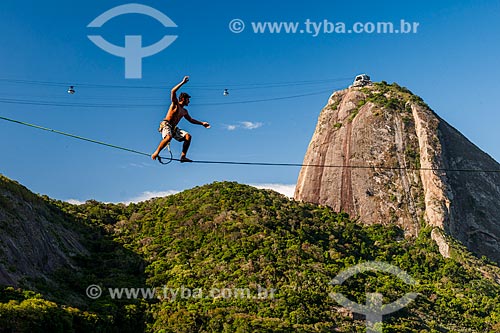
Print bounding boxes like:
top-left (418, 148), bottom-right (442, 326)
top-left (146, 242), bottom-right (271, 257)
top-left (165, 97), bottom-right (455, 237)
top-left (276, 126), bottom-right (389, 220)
top-left (240, 121), bottom-right (263, 130)
top-left (249, 183), bottom-right (296, 198)
top-left (122, 190), bottom-right (179, 204)
top-left (128, 162), bottom-right (150, 168)
top-left (65, 199), bottom-right (86, 205)
top-left (225, 121), bottom-right (263, 131)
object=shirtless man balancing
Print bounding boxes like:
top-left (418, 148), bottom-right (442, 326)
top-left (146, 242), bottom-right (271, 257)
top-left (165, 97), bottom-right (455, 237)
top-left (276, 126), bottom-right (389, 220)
top-left (151, 76), bottom-right (210, 162)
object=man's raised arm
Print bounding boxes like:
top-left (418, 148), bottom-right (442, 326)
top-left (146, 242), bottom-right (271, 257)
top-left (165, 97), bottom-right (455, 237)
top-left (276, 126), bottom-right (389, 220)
top-left (171, 76), bottom-right (189, 103)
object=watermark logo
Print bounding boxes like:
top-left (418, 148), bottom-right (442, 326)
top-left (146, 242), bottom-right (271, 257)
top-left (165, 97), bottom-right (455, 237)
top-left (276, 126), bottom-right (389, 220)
top-left (86, 284), bottom-right (102, 300)
top-left (228, 19), bottom-right (245, 33)
top-left (329, 261), bottom-right (419, 333)
top-left (85, 284), bottom-right (276, 301)
top-left (87, 3), bottom-right (178, 79)
top-left (229, 19), bottom-right (419, 36)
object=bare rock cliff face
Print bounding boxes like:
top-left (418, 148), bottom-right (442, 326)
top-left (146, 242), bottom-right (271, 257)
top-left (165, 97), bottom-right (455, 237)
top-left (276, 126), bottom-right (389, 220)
top-left (294, 82), bottom-right (500, 263)
top-left (0, 175), bottom-right (88, 287)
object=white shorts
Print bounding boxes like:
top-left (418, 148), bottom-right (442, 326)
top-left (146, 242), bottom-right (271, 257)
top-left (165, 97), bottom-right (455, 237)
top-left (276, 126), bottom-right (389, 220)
top-left (159, 121), bottom-right (189, 141)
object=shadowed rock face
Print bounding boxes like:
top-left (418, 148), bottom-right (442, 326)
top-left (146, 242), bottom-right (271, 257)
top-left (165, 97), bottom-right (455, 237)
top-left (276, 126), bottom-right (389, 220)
top-left (0, 176), bottom-right (88, 287)
top-left (294, 82), bottom-right (500, 263)
top-left (439, 121), bottom-right (500, 262)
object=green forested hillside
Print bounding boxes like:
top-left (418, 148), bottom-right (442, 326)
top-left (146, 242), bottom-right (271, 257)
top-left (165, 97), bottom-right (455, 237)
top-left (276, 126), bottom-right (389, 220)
top-left (1, 180), bottom-right (500, 332)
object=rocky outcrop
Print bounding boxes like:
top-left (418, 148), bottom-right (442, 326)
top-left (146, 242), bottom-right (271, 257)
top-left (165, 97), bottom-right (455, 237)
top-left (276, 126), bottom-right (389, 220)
top-left (295, 82), bottom-right (500, 263)
top-left (0, 175), bottom-right (88, 287)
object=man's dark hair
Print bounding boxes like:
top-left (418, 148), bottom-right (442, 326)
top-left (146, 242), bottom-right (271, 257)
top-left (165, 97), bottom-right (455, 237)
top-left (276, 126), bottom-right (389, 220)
top-left (179, 92), bottom-right (191, 100)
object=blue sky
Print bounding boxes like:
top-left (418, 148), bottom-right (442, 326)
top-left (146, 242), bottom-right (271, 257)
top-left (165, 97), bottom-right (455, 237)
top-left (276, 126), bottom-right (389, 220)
top-left (1, 0), bottom-right (499, 203)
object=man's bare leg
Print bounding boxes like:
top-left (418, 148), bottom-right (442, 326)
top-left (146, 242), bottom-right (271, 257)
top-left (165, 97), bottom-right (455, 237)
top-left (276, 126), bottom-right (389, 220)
top-left (152, 135), bottom-right (172, 160)
top-left (180, 134), bottom-right (192, 163)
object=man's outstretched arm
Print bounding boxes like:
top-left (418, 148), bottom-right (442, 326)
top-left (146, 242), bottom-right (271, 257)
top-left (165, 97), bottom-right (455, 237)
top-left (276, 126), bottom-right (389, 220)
top-left (171, 76), bottom-right (189, 103)
top-left (185, 113), bottom-right (210, 128)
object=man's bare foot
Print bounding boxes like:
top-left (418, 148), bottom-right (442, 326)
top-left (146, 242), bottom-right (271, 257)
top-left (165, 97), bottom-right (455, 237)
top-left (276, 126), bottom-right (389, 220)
top-left (180, 156), bottom-right (193, 163)
top-left (151, 152), bottom-right (159, 160)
